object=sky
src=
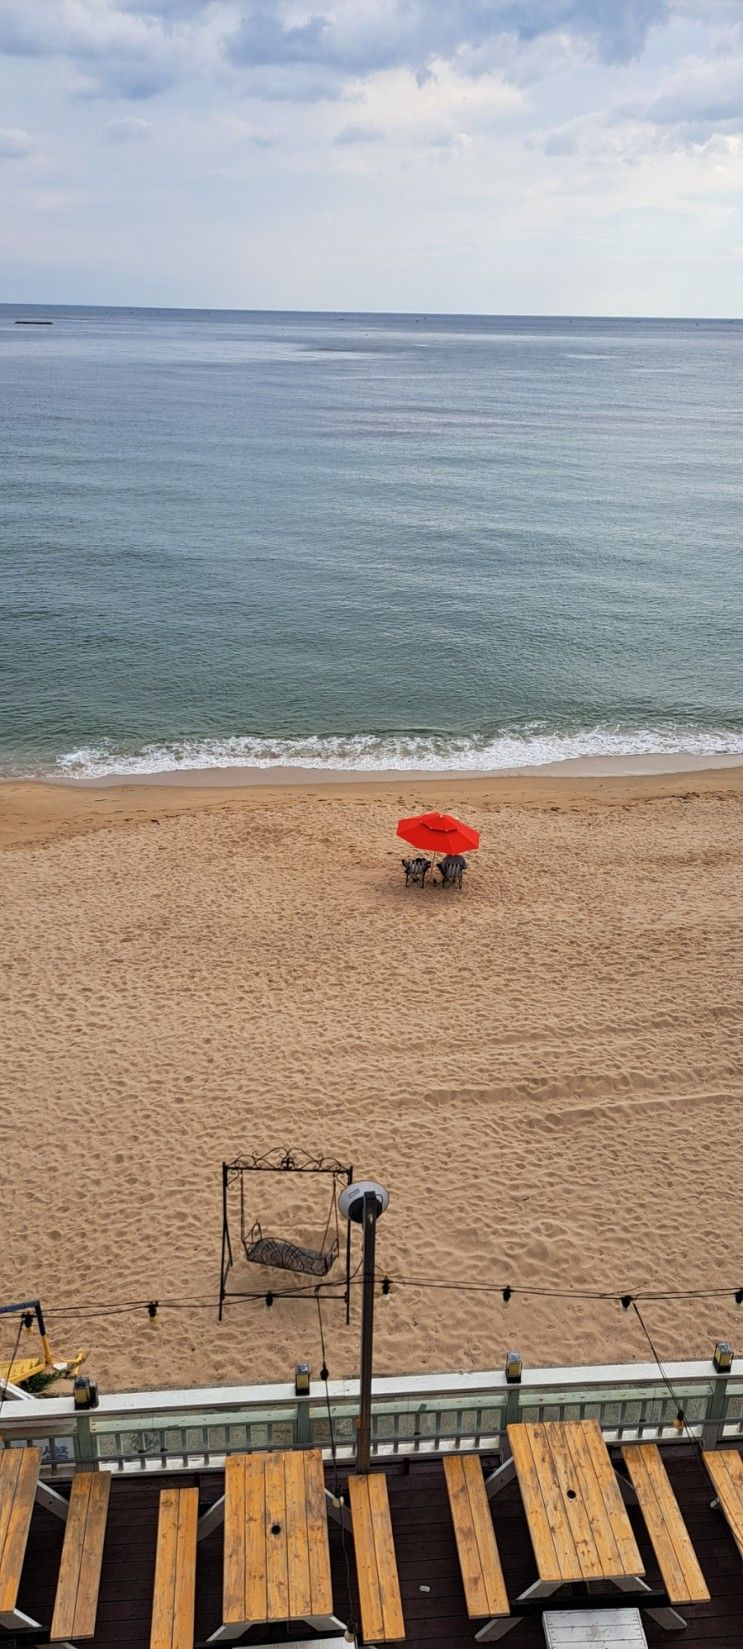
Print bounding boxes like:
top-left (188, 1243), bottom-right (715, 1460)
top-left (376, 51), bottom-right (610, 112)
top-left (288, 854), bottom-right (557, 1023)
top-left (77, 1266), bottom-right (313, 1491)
top-left (1, 0), bottom-right (742, 315)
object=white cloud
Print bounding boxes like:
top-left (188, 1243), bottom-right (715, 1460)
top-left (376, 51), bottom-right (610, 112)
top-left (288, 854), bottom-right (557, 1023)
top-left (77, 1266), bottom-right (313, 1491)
top-left (105, 115), bottom-right (152, 140)
top-left (0, 126), bottom-right (32, 158)
top-left (0, 0), bottom-right (670, 106)
top-left (641, 54), bottom-right (743, 129)
top-left (224, 0), bottom-right (670, 82)
top-left (0, 0), bottom-right (741, 314)
top-left (333, 122), bottom-right (384, 145)
top-left (0, 0), bottom-right (216, 99)
top-left (339, 59), bottom-right (524, 148)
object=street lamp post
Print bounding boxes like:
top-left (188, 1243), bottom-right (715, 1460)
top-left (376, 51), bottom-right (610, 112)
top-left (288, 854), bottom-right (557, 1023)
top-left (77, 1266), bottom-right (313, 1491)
top-left (339, 1179), bottom-right (389, 1474)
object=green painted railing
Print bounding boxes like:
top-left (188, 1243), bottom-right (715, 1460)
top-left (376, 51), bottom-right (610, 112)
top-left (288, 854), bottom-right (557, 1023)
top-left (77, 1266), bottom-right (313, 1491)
top-left (1, 1358), bottom-right (741, 1475)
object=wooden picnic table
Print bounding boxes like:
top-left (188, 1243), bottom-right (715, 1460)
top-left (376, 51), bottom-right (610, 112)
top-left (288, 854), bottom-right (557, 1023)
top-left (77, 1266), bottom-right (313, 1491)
top-left (481, 1421), bottom-right (692, 1640)
top-left (508, 1420), bottom-right (645, 1587)
top-left (207, 1448), bottom-right (346, 1644)
top-left (481, 1420), bottom-right (694, 1643)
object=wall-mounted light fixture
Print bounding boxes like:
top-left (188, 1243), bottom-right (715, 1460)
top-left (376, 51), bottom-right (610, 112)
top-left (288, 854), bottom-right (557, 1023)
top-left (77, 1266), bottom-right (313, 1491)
top-left (73, 1376), bottom-right (99, 1410)
top-left (505, 1350), bottom-right (523, 1385)
top-left (713, 1340), bottom-right (733, 1373)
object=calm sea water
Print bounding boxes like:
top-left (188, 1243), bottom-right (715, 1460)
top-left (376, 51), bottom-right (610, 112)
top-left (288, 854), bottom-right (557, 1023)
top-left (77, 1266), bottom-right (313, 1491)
top-left (1, 305), bottom-right (742, 778)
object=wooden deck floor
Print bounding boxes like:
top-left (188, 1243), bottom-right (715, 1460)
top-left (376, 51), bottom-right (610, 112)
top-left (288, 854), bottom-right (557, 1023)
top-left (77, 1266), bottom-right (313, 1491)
top-left (12, 1446), bottom-right (743, 1646)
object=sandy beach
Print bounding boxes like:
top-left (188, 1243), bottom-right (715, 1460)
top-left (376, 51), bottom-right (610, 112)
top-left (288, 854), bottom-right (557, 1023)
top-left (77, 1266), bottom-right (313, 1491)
top-left (1, 767), bottom-right (742, 1393)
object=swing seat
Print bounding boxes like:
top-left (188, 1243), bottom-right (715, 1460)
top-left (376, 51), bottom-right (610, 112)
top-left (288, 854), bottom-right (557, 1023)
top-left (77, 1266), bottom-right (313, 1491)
top-left (243, 1222), bottom-right (339, 1277)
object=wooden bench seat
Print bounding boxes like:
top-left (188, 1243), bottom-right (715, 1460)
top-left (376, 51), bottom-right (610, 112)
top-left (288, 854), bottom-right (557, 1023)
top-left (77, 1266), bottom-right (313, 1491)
top-left (150, 1486), bottom-right (198, 1649)
top-left (702, 1448), bottom-right (743, 1561)
top-left (443, 1455), bottom-right (509, 1621)
top-left (348, 1472), bottom-right (405, 1642)
top-left (621, 1444), bottom-right (708, 1605)
top-left (0, 1447), bottom-right (41, 1627)
top-left (51, 1471), bottom-right (111, 1642)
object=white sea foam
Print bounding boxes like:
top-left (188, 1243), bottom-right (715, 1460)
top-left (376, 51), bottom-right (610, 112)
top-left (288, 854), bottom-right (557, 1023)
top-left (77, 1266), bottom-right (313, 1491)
top-left (52, 725), bottom-right (743, 779)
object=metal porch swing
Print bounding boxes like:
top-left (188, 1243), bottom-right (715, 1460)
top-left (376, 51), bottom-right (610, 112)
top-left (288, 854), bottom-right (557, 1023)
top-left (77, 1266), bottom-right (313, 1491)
top-left (218, 1150), bottom-right (354, 1320)
top-left (244, 1176), bottom-right (340, 1277)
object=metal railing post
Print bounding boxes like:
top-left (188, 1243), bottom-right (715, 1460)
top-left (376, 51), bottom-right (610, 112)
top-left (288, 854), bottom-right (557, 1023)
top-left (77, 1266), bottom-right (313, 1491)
top-left (296, 1397), bottom-right (312, 1449)
top-left (74, 1413), bottom-right (98, 1470)
top-left (702, 1370), bottom-right (731, 1451)
top-left (501, 1380), bottom-right (521, 1458)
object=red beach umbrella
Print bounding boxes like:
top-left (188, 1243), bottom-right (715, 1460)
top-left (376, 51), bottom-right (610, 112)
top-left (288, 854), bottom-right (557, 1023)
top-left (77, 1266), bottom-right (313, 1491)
top-left (396, 811), bottom-right (480, 858)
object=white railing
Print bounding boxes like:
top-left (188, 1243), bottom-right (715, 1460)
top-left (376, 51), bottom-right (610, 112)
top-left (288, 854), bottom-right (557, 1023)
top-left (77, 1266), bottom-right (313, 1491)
top-left (1, 1358), bottom-right (741, 1476)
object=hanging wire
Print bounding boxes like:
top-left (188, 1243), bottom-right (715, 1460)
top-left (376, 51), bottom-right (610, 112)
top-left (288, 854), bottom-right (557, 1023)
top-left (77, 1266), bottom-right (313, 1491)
top-left (24, 1267), bottom-right (743, 1326)
top-left (383, 1274), bottom-right (743, 1302)
top-left (629, 1299), bottom-right (716, 1488)
top-left (631, 1302), bottom-right (689, 1432)
top-left (315, 1288), bottom-right (332, 1393)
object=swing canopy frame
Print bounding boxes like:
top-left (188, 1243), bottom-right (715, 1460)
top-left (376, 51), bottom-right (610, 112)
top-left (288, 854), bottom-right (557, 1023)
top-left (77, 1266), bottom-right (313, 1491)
top-left (218, 1149), bottom-right (354, 1321)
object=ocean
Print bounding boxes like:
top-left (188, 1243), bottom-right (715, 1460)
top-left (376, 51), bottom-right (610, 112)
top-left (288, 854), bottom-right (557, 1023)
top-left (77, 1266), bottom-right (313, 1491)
top-left (1, 305), bottom-right (742, 779)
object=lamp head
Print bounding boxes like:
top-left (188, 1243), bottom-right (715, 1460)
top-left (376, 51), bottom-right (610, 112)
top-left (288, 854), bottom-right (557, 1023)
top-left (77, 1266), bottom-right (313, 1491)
top-left (339, 1180), bottom-right (389, 1224)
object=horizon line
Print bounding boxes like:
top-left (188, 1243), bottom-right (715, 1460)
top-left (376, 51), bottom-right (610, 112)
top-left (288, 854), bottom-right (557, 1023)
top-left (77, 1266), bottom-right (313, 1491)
top-left (1, 301), bottom-right (742, 324)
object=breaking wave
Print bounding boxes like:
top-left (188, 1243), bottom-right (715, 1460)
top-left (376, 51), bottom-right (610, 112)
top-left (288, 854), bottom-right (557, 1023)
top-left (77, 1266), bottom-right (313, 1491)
top-left (51, 723), bottom-right (743, 779)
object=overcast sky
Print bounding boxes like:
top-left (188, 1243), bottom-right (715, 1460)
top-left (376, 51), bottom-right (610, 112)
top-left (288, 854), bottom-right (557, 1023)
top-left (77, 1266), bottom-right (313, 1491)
top-left (1, 0), bottom-right (742, 315)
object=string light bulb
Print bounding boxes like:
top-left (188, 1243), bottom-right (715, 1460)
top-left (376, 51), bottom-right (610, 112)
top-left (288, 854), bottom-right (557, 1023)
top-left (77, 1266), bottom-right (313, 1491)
top-left (673, 1409), bottom-right (685, 1433)
top-left (265, 1292), bottom-right (274, 1309)
top-left (620, 1295), bottom-right (633, 1311)
top-left (735, 1289), bottom-right (743, 1306)
top-left (147, 1300), bottom-right (158, 1325)
top-left (320, 1362), bottom-right (329, 1382)
top-left (502, 1286), bottom-right (512, 1304)
top-left (22, 1312), bottom-right (34, 1334)
top-left (381, 1277), bottom-right (391, 1298)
